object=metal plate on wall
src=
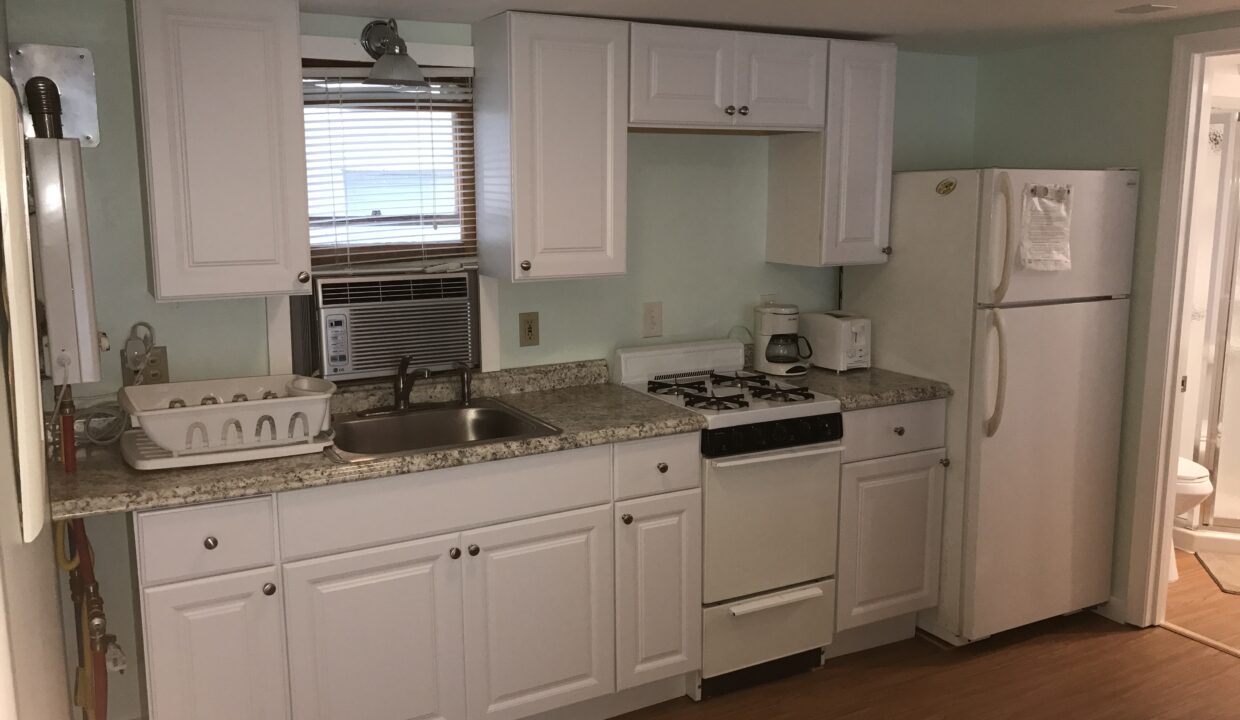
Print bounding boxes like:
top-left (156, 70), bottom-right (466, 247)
top-left (9, 44), bottom-right (99, 147)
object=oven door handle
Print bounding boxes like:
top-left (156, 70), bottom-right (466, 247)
top-left (708, 444), bottom-right (843, 469)
top-left (729, 586), bottom-right (825, 617)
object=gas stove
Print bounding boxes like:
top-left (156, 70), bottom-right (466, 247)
top-left (614, 339), bottom-right (841, 430)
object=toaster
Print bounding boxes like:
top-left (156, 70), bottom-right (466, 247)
top-left (801, 312), bottom-right (871, 372)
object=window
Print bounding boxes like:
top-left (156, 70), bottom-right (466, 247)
top-left (302, 69), bottom-right (475, 267)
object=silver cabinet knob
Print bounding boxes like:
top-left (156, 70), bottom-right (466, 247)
top-left (203, 536), bottom-right (219, 550)
top-left (940, 458), bottom-right (951, 467)
top-left (262, 583), bottom-right (277, 596)
top-left (724, 105), bottom-right (737, 116)
top-left (297, 271), bottom-right (311, 284)
top-left (893, 426), bottom-right (906, 436)
top-left (468, 544), bottom-right (481, 557)
top-left (656, 462), bottom-right (668, 474)
top-left (621, 514), bottom-right (634, 525)
top-left (449, 547), bottom-right (461, 560)
top-left (519, 260), bottom-right (532, 271)
top-left (737, 105), bottom-right (750, 116)
top-left (881, 246), bottom-right (893, 256)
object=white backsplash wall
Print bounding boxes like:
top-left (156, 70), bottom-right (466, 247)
top-left (498, 132), bottom-right (839, 366)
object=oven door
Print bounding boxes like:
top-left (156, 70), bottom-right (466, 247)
top-left (703, 443), bottom-right (842, 604)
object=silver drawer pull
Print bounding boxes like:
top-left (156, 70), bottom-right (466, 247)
top-left (203, 536), bottom-right (219, 550)
top-left (729, 586), bottom-right (824, 617)
top-left (893, 426), bottom-right (906, 436)
top-left (656, 462), bottom-right (669, 473)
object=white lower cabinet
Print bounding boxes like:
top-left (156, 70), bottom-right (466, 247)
top-left (143, 567), bottom-right (290, 720)
top-left (615, 489), bottom-right (702, 690)
top-left (282, 534), bottom-right (465, 720)
top-left (463, 505), bottom-right (615, 720)
top-left (836, 448), bottom-right (945, 631)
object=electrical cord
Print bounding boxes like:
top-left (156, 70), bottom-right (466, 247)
top-left (76, 403), bottom-right (127, 446)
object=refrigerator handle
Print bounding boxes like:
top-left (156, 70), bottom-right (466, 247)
top-left (992, 171), bottom-right (1017, 305)
top-left (0, 83), bottom-right (49, 543)
top-left (985, 309), bottom-right (1008, 438)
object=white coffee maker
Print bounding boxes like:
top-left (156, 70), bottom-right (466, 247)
top-left (754, 304), bottom-right (812, 377)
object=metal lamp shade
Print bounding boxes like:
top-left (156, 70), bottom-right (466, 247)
top-left (365, 50), bottom-right (429, 88)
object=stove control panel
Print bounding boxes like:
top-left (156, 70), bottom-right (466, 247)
top-left (700, 412), bottom-right (843, 458)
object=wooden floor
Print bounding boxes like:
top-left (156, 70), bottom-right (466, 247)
top-left (620, 612), bottom-right (1240, 719)
top-left (1166, 549), bottom-right (1240, 650)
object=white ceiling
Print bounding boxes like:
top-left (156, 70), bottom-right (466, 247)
top-left (300, 0), bottom-right (1240, 50)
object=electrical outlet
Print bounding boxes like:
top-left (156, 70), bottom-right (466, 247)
top-left (642, 301), bottom-right (663, 338)
top-left (759, 293), bottom-right (777, 306)
top-left (518, 312), bottom-right (539, 347)
top-left (122, 346), bottom-right (170, 386)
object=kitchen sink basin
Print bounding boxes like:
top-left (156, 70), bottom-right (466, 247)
top-left (328, 398), bottom-right (561, 462)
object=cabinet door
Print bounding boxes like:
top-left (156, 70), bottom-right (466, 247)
top-left (143, 567), bottom-right (289, 720)
top-left (283, 534), bottom-right (465, 720)
top-left (837, 448), bottom-right (945, 631)
top-left (615, 490), bottom-right (702, 690)
top-left (733, 33), bottom-right (827, 129)
top-left (510, 14), bottom-right (627, 279)
top-left (462, 505), bottom-right (614, 720)
top-left (820, 41), bottom-right (897, 266)
top-left (133, 0), bottom-right (311, 299)
top-left (630, 24), bottom-right (736, 127)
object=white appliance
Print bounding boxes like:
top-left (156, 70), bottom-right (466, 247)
top-left (842, 168), bottom-right (1138, 644)
top-left (0, 80), bottom-right (72, 717)
top-left (802, 311), bottom-right (871, 372)
top-left (616, 340), bottom-right (843, 685)
top-left (753, 304), bottom-right (811, 377)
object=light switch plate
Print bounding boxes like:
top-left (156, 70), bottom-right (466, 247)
top-left (518, 312), bottom-right (539, 347)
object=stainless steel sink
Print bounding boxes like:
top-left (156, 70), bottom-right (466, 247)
top-left (328, 398), bottom-right (561, 462)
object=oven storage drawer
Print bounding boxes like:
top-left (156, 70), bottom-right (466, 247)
top-left (842, 399), bottom-right (946, 463)
top-left (703, 579), bottom-right (835, 678)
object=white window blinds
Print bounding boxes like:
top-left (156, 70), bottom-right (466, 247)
top-left (302, 68), bottom-right (475, 267)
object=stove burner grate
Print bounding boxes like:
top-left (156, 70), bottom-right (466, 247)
top-left (709, 370), bottom-right (770, 389)
top-left (647, 378), bottom-right (708, 396)
top-left (750, 385), bottom-right (815, 403)
top-left (683, 392), bottom-right (749, 411)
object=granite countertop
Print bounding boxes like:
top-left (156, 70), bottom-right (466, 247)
top-left (800, 367), bottom-right (952, 411)
top-left (49, 383), bottom-right (706, 520)
top-left (48, 361), bottom-right (949, 520)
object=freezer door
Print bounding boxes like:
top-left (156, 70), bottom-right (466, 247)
top-left (976, 169), bottom-right (1138, 306)
top-left (963, 299), bottom-right (1128, 640)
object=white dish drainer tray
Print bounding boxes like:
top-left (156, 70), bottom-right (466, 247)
top-left (119, 375), bottom-right (337, 469)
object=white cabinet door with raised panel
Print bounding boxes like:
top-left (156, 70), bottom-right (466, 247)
top-left (733, 33), bottom-right (827, 129)
top-left (630, 24), bottom-right (735, 127)
top-left (615, 489), bottom-right (702, 690)
top-left (837, 448), bottom-right (945, 631)
top-left (143, 567), bottom-right (289, 720)
top-left (820, 41), bottom-right (897, 266)
top-left (283, 534), bottom-right (465, 720)
top-left (462, 505), bottom-right (614, 720)
top-left (509, 14), bottom-right (627, 279)
top-left (133, 0), bottom-right (311, 300)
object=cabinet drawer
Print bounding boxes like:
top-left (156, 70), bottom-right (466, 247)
top-left (702, 579), bottom-right (835, 678)
top-left (614, 434), bottom-right (700, 500)
top-left (136, 497), bottom-right (276, 586)
top-left (279, 446), bottom-right (612, 561)
top-left (843, 399), bottom-right (946, 463)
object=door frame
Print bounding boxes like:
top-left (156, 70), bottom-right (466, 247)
top-left (1128, 26), bottom-right (1240, 627)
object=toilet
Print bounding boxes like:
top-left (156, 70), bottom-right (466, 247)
top-left (1169, 457), bottom-right (1214, 582)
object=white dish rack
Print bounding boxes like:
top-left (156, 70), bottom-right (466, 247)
top-left (119, 375), bottom-right (336, 469)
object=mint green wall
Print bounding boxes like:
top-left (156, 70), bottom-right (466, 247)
top-left (300, 11), bottom-right (471, 44)
top-left (893, 52), bottom-right (978, 171)
top-left (973, 10), bottom-right (1240, 610)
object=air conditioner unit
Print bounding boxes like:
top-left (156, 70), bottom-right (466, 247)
top-left (311, 271), bottom-right (479, 381)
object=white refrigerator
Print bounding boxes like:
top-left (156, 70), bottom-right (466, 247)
top-left (0, 78), bottom-right (72, 717)
top-left (844, 168), bottom-right (1139, 644)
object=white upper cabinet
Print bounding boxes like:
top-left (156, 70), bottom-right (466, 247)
top-left (475, 13), bottom-right (628, 281)
top-left (733, 33), bottom-right (828, 129)
top-left (629, 25), bottom-right (734, 126)
top-left (133, 0), bottom-right (311, 300)
top-left (766, 40), bottom-right (897, 267)
top-left (630, 24), bottom-right (827, 130)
